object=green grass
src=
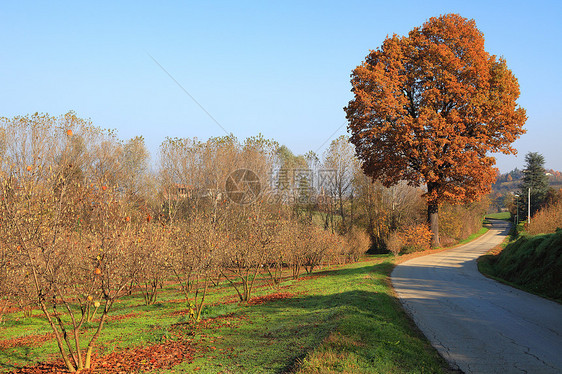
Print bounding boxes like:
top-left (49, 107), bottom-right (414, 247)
top-left (1, 257), bottom-right (450, 373)
top-left (485, 212), bottom-right (511, 220)
top-left (170, 258), bottom-right (449, 373)
top-left (293, 260), bottom-right (448, 374)
top-left (478, 229), bottom-right (562, 302)
top-left (454, 226), bottom-right (489, 247)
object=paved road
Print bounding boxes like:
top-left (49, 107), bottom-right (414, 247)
top-left (391, 220), bottom-right (562, 373)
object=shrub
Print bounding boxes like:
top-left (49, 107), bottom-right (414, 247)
top-left (401, 224), bottom-right (432, 253)
top-left (302, 226), bottom-right (334, 273)
top-left (439, 199), bottom-right (489, 243)
top-left (386, 224), bottom-right (432, 255)
top-left (386, 232), bottom-right (404, 256)
top-left (343, 228), bottom-right (371, 262)
top-left (528, 199), bottom-right (562, 235)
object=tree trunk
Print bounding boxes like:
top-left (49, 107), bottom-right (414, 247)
top-left (339, 198), bottom-right (345, 229)
top-left (40, 302), bottom-right (76, 372)
top-left (427, 202), bottom-right (440, 247)
top-left (84, 304), bottom-right (110, 369)
top-left (195, 275), bottom-right (210, 321)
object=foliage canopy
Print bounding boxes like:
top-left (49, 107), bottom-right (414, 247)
top-left (345, 14), bottom-right (526, 245)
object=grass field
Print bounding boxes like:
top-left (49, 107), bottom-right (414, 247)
top-left (484, 212), bottom-right (511, 221)
top-left (1, 256), bottom-right (451, 373)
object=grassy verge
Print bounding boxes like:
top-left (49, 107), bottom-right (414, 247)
top-left (478, 229), bottom-right (562, 303)
top-left (166, 257), bottom-right (450, 373)
top-left (293, 225), bottom-right (495, 374)
top-left (1, 256), bottom-right (451, 373)
top-left (454, 226), bottom-right (489, 246)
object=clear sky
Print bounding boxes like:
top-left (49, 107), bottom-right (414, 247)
top-left (1, 1), bottom-right (560, 172)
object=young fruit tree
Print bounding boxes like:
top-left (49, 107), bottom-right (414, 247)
top-left (0, 113), bottom-right (138, 372)
top-left (344, 14), bottom-right (526, 246)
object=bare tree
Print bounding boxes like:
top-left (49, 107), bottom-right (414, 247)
top-left (167, 215), bottom-right (225, 321)
top-left (220, 205), bottom-right (276, 302)
top-left (0, 113), bottom-right (139, 371)
top-left (323, 135), bottom-right (359, 232)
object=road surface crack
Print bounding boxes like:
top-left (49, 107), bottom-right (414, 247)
top-left (498, 331), bottom-right (558, 372)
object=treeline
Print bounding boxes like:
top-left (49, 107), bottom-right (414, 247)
top-left (489, 152), bottom-right (562, 215)
top-left (494, 168), bottom-right (562, 185)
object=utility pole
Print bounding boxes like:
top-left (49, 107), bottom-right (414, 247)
top-left (515, 194), bottom-right (519, 226)
top-left (527, 187), bottom-right (531, 224)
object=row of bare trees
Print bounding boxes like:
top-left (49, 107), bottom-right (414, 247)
top-left (0, 113), bottom-right (370, 372)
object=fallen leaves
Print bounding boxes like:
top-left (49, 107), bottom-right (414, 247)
top-left (8, 339), bottom-right (196, 373)
top-left (248, 292), bottom-right (296, 305)
top-left (0, 333), bottom-right (55, 350)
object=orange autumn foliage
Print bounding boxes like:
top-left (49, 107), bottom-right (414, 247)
top-left (345, 14), bottom-right (526, 245)
top-left (386, 224), bottom-right (432, 255)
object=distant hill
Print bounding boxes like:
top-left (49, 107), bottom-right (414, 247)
top-left (489, 169), bottom-right (562, 212)
top-left (492, 169), bottom-right (562, 194)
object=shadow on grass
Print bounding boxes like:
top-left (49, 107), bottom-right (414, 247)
top-left (207, 261), bottom-right (437, 374)
top-left (300, 259), bottom-right (391, 279)
top-left (2, 261), bottom-right (437, 374)
top-left (0, 346), bottom-right (39, 372)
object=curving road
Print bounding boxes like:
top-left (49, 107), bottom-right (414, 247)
top-left (391, 220), bottom-right (562, 374)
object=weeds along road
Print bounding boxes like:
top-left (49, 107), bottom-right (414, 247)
top-left (391, 220), bottom-right (562, 374)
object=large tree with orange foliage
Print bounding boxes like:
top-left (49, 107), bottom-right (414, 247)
top-left (345, 14), bottom-right (526, 246)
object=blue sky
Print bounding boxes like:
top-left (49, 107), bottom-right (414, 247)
top-left (1, 1), bottom-right (560, 172)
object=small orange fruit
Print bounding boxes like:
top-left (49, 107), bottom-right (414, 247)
top-left (125, 216), bottom-right (130, 222)
top-left (26, 166), bottom-right (32, 171)
top-left (94, 268), bottom-right (101, 275)
top-left (101, 186), bottom-right (107, 191)
top-left (67, 129), bottom-right (73, 136)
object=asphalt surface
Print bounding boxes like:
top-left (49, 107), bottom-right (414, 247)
top-left (391, 220), bottom-right (562, 374)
